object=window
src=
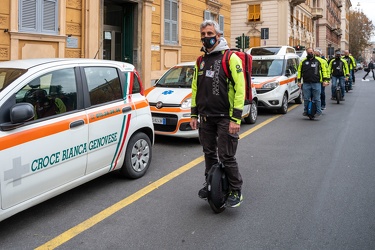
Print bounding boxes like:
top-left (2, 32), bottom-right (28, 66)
top-left (132, 72), bottom-right (141, 94)
top-left (248, 4), bottom-right (260, 22)
top-left (204, 11), bottom-right (224, 34)
top-left (164, 0), bottom-right (178, 44)
top-left (84, 67), bottom-right (122, 106)
top-left (286, 59), bottom-right (298, 74)
top-left (16, 68), bottom-right (77, 120)
top-left (19, 0), bottom-right (58, 34)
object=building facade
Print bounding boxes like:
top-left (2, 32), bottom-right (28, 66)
top-left (230, 0), bottom-right (350, 58)
top-left (0, 0), bottom-right (231, 88)
top-left (231, 0), bottom-right (316, 49)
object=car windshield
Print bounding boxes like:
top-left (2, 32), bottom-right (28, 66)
top-left (252, 59), bottom-right (284, 77)
top-left (0, 68), bottom-right (28, 93)
top-left (155, 65), bottom-right (194, 88)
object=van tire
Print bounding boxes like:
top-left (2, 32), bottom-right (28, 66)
top-left (278, 93), bottom-right (288, 114)
top-left (244, 101), bottom-right (257, 124)
top-left (120, 132), bottom-right (152, 179)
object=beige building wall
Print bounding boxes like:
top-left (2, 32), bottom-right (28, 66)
top-left (1, 0), bottom-right (232, 89)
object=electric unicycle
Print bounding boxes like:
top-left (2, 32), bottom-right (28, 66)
top-left (307, 100), bottom-right (316, 120)
top-left (206, 162), bottom-right (229, 213)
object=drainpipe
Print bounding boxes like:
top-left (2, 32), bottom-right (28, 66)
top-left (81, 0), bottom-right (86, 58)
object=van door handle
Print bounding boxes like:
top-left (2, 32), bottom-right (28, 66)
top-left (70, 120), bottom-right (85, 128)
top-left (122, 106), bottom-right (132, 113)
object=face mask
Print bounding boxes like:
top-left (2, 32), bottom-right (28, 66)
top-left (201, 36), bottom-right (217, 49)
top-left (306, 53), bottom-right (314, 59)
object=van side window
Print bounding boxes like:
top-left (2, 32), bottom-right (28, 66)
top-left (286, 59), bottom-right (297, 74)
top-left (16, 68), bottom-right (77, 120)
top-left (132, 72), bottom-right (141, 94)
top-left (84, 67), bottom-right (122, 106)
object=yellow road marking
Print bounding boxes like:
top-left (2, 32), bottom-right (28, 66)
top-left (35, 105), bottom-right (299, 250)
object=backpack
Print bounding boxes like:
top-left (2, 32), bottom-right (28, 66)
top-left (196, 49), bottom-right (253, 104)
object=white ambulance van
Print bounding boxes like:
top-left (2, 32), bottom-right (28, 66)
top-left (247, 46), bottom-right (302, 114)
top-left (145, 61), bottom-right (258, 138)
top-left (0, 58), bottom-right (154, 221)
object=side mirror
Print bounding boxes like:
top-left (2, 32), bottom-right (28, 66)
top-left (0, 103), bottom-right (35, 131)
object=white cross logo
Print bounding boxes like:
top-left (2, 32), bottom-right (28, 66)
top-left (4, 157), bottom-right (29, 187)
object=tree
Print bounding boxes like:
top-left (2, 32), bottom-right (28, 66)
top-left (349, 10), bottom-right (374, 60)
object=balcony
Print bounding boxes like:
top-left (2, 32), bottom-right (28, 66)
top-left (334, 28), bottom-right (342, 36)
top-left (290, 0), bottom-right (306, 6)
top-left (311, 7), bottom-right (323, 20)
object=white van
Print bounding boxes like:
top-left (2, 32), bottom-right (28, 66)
top-left (247, 46), bottom-right (302, 113)
top-left (0, 58), bottom-right (154, 221)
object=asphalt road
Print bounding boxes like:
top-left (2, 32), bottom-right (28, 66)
top-left (0, 70), bottom-right (374, 250)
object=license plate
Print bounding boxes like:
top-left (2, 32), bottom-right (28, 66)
top-left (152, 117), bottom-right (166, 125)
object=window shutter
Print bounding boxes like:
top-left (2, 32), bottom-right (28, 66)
top-left (42, 0), bottom-right (58, 33)
top-left (171, 1), bottom-right (178, 42)
top-left (219, 15), bottom-right (224, 34)
top-left (164, 0), bottom-right (171, 42)
top-left (20, 0), bottom-right (37, 32)
top-left (164, 0), bottom-right (178, 44)
top-left (204, 10), bottom-right (211, 20)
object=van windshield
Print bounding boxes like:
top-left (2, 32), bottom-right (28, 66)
top-left (155, 66), bottom-right (194, 88)
top-left (252, 59), bottom-right (284, 77)
top-left (0, 68), bottom-right (28, 93)
top-left (250, 47), bottom-right (281, 56)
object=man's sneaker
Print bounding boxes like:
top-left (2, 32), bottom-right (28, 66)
top-left (226, 190), bottom-right (243, 208)
top-left (341, 97), bottom-right (345, 101)
top-left (321, 106), bottom-right (326, 110)
top-left (315, 112), bottom-right (322, 118)
top-left (198, 183), bottom-right (208, 200)
top-left (303, 112), bottom-right (307, 116)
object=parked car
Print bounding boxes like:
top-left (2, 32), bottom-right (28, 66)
top-left (0, 58), bottom-right (154, 221)
top-left (247, 46), bottom-right (302, 114)
top-left (356, 62), bottom-right (363, 71)
top-left (145, 61), bottom-right (258, 138)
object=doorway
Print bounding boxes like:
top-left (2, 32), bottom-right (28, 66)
top-left (103, 1), bottom-right (135, 63)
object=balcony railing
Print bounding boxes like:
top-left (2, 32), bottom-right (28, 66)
top-left (311, 7), bottom-right (323, 20)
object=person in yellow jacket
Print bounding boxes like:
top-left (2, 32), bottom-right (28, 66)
top-left (297, 47), bottom-right (330, 118)
top-left (314, 49), bottom-right (330, 110)
top-left (329, 51), bottom-right (350, 101)
top-left (190, 20), bottom-right (245, 208)
top-left (342, 50), bottom-right (356, 90)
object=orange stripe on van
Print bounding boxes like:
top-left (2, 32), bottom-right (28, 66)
top-left (254, 76), bottom-right (297, 89)
top-left (134, 99), bottom-right (149, 109)
top-left (0, 115), bottom-right (88, 151)
top-left (149, 106), bottom-right (183, 113)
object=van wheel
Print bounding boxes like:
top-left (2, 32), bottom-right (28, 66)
top-left (294, 91), bottom-right (303, 104)
top-left (120, 132), bottom-right (152, 179)
top-left (278, 93), bottom-right (288, 114)
top-left (244, 101), bottom-right (257, 124)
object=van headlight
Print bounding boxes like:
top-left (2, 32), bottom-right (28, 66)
top-left (181, 97), bottom-right (191, 109)
top-left (263, 81), bottom-right (279, 89)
